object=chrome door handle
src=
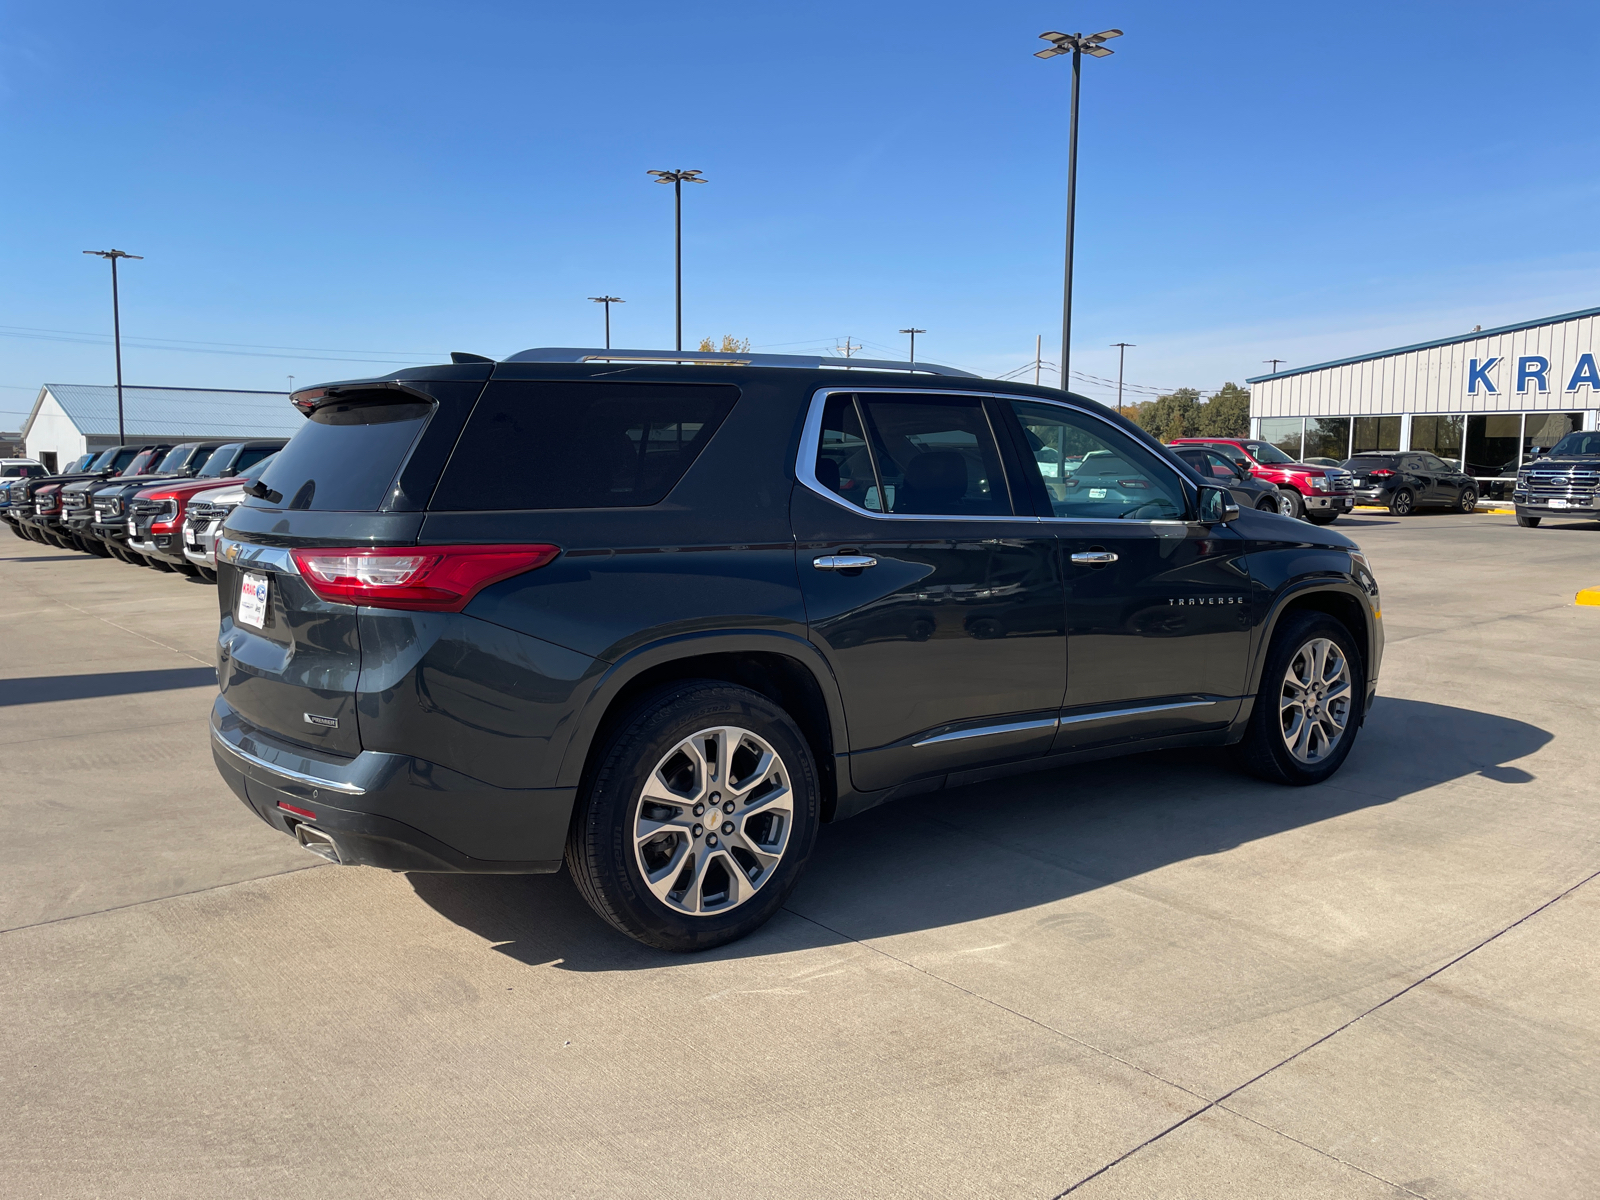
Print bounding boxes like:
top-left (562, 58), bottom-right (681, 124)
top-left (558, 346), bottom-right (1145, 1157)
top-left (1070, 551), bottom-right (1119, 565)
top-left (813, 554), bottom-right (878, 571)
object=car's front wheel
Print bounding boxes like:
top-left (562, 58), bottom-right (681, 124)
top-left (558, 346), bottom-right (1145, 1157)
top-left (1255, 496), bottom-right (1279, 512)
top-left (1458, 487), bottom-right (1478, 513)
top-left (1516, 512), bottom-right (1541, 528)
top-left (566, 681), bottom-right (820, 951)
top-left (1239, 611), bottom-right (1364, 785)
top-left (1305, 510), bottom-right (1339, 526)
top-left (1277, 489), bottom-right (1303, 519)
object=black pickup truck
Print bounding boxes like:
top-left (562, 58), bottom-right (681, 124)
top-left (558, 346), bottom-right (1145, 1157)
top-left (1512, 430), bottom-right (1600, 526)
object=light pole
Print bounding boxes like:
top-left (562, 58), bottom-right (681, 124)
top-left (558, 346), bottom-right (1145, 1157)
top-left (589, 296), bottom-right (625, 349)
top-left (1035, 28), bottom-right (1121, 393)
top-left (1111, 342), bottom-right (1135, 418)
top-left (647, 169), bottom-right (706, 351)
top-left (899, 327), bottom-right (925, 367)
top-left (1263, 358), bottom-right (1285, 374)
top-left (82, 248), bottom-right (143, 442)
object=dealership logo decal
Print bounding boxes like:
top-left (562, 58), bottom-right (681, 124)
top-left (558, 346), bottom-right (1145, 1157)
top-left (1468, 354), bottom-right (1600, 395)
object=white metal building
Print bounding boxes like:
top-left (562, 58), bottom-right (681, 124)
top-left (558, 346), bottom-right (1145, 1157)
top-left (1247, 305), bottom-right (1600, 481)
top-left (20, 384), bottom-right (300, 472)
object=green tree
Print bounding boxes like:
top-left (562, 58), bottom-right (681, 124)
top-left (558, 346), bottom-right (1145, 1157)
top-left (1132, 388), bottom-right (1200, 442)
top-left (1197, 382), bottom-right (1250, 437)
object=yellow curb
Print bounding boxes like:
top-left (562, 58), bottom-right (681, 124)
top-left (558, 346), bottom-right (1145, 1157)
top-left (1578, 589), bottom-right (1600, 607)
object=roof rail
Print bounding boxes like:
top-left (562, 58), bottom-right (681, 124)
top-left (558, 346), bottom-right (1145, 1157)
top-left (501, 347), bottom-right (979, 378)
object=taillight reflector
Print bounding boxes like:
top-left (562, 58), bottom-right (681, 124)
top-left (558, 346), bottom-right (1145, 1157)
top-left (277, 801), bottom-right (317, 819)
top-left (289, 544), bottom-right (560, 612)
top-left (1367, 469), bottom-right (1395, 478)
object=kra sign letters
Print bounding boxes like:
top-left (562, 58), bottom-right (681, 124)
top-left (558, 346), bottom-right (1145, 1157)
top-left (1468, 354), bottom-right (1600, 395)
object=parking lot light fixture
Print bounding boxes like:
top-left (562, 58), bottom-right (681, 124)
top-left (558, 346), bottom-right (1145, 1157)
top-left (1034, 28), bottom-right (1122, 391)
top-left (647, 169), bottom-right (707, 351)
top-left (82, 248), bottom-right (144, 442)
top-left (589, 296), bottom-right (624, 350)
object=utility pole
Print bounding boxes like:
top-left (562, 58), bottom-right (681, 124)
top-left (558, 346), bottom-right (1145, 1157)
top-left (1111, 342), bottom-right (1135, 418)
top-left (1035, 28), bottom-right (1122, 393)
top-left (899, 327), bottom-right (925, 367)
top-left (836, 337), bottom-right (861, 358)
top-left (287, 375), bottom-right (295, 395)
top-left (1264, 358), bottom-right (1285, 374)
top-left (1035, 334), bottom-right (1043, 387)
top-left (82, 249), bottom-right (143, 443)
top-left (647, 169), bottom-right (706, 351)
top-left (589, 296), bottom-right (624, 349)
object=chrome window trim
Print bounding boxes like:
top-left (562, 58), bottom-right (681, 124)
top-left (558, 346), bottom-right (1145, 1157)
top-left (797, 386), bottom-right (1198, 526)
top-left (211, 726), bottom-right (366, 795)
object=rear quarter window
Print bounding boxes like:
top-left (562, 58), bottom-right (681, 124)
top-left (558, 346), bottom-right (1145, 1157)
top-left (253, 399), bottom-right (433, 511)
top-left (430, 381), bottom-right (739, 511)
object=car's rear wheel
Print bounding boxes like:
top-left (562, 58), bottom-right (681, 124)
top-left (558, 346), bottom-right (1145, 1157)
top-left (1239, 611), bottom-right (1363, 785)
top-left (1388, 488), bottom-right (1415, 516)
top-left (566, 681), bottom-right (820, 952)
top-left (1277, 489), bottom-right (1303, 519)
top-left (1516, 512), bottom-right (1541, 528)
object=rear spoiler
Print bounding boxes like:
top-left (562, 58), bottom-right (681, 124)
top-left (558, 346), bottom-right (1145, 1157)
top-left (289, 380), bottom-right (436, 415)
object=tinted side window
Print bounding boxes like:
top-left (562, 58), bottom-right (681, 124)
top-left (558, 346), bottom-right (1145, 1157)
top-left (431, 382), bottom-right (738, 511)
top-left (815, 394), bottom-right (882, 511)
top-left (1011, 401), bottom-right (1186, 520)
top-left (254, 399), bottom-right (433, 511)
top-left (1419, 453), bottom-right (1451, 472)
top-left (853, 395), bottom-right (1012, 517)
top-left (233, 446), bottom-right (277, 473)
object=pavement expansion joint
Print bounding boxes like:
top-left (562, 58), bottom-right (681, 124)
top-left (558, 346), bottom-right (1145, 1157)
top-left (1047, 862), bottom-right (1600, 1196)
top-left (0, 862), bottom-right (325, 937)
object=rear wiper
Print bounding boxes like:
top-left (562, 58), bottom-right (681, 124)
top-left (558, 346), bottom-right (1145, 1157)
top-left (244, 480), bottom-right (282, 504)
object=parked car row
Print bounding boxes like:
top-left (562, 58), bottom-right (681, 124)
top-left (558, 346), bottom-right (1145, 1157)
top-left (1, 440), bottom-right (283, 579)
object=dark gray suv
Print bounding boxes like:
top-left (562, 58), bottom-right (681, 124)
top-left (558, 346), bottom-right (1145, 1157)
top-left (210, 348), bottom-right (1383, 950)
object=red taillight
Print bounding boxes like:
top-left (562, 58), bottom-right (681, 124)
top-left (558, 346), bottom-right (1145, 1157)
top-left (290, 544), bottom-right (560, 612)
top-left (1367, 469), bottom-right (1395, 478)
top-left (277, 801), bottom-right (317, 819)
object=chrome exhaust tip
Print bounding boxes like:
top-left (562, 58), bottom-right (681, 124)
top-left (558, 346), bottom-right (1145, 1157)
top-left (294, 824), bottom-right (341, 864)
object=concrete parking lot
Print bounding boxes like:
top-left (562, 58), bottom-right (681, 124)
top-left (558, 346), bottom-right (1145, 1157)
top-left (3, 512), bottom-right (1598, 1199)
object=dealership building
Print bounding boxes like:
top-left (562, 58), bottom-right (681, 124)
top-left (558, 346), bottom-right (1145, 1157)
top-left (1247, 305), bottom-right (1600, 481)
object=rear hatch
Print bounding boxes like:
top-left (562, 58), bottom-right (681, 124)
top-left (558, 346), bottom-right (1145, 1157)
top-left (214, 374), bottom-right (485, 756)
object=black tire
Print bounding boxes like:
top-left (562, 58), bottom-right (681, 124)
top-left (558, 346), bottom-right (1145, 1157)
top-left (1305, 510), bottom-right (1339, 526)
top-left (84, 538), bottom-right (111, 557)
top-left (145, 556), bottom-right (174, 572)
top-left (197, 566), bottom-right (217, 583)
top-left (1277, 489), bottom-right (1304, 520)
top-left (1458, 487), bottom-right (1478, 513)
top-left (1255, 496), bottom-right (1279, 512)
top-left (1388, 488), bottom-right (1415, 516)
top-left (1516, 512), bottom-right (1540, 528)
top-left (8, 520), bottom-right (26, 540)
top-left (1238, 611), bottom-right (1364, 786)
top-left (566, 681), bottom-right (821, 952)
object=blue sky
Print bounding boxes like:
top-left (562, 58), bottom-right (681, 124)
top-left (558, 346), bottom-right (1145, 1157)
top-left (2, 0), bottom-right (1597, 420)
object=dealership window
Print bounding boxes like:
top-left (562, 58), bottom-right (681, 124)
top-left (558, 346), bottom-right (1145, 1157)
top-left (1524, 412), bottom-right (1583, 459)
top-left (1258, 417), bottom-right (1303, 461)
top-left (1351, 416), bottom-right (1401, 455)
top-left (1304, 417), bottom-right (1350, 461)
top-left (1410, 415), bottom-right (1463, 464)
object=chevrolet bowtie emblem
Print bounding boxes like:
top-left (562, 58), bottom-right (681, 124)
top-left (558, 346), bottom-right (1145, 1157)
top-left (223, 543), bottom-right (239, 562)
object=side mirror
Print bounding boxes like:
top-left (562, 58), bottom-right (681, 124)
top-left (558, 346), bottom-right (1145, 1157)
top-left (1197, 484), bottom-right (1241, 525)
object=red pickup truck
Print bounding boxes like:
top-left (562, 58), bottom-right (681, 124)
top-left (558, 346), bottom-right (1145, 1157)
top-left (1169, 437), bottom-right (1355, 524)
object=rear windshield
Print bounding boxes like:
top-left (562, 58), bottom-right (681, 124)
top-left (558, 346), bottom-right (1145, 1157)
top-left (430, 381), bottom-right (739, 510)
top-left (1346, 455), bottom-right (1397, 467)
top-left (253, 399), bottom-right (433, 511)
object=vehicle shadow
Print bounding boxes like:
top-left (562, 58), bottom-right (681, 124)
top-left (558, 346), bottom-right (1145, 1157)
top-left (407, 696), bottom-right (1552, 971)
top-left (0, 666), bottom-right (218, 706)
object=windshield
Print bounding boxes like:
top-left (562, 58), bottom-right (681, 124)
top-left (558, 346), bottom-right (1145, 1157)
top-left (121, 450), bottom-right (158, 476)
top-left (1546, 432), bottom-right (1600, 457)
top-left (242, 452), bottom-right (277, 483)
top-left (155, 444), bottom-right (201, 472)
top-left (197, 443), bottom-right (243, 477)
top-left (1243, 441), bottom-right (1296, 464)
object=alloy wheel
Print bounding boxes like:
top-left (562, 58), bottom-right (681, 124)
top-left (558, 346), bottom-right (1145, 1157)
top-left (1276, 493), bottom-right (1295, 516)
top-left (633, 725), bottom-right (793, 916)
top-left (1279, 637), bottom-right (1352, 764)
top-left (1460, 488), bottom-right (1478, 513)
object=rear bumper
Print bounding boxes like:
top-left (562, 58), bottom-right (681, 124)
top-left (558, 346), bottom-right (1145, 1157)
top-left (210, 697), bottom-right (571, 873)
